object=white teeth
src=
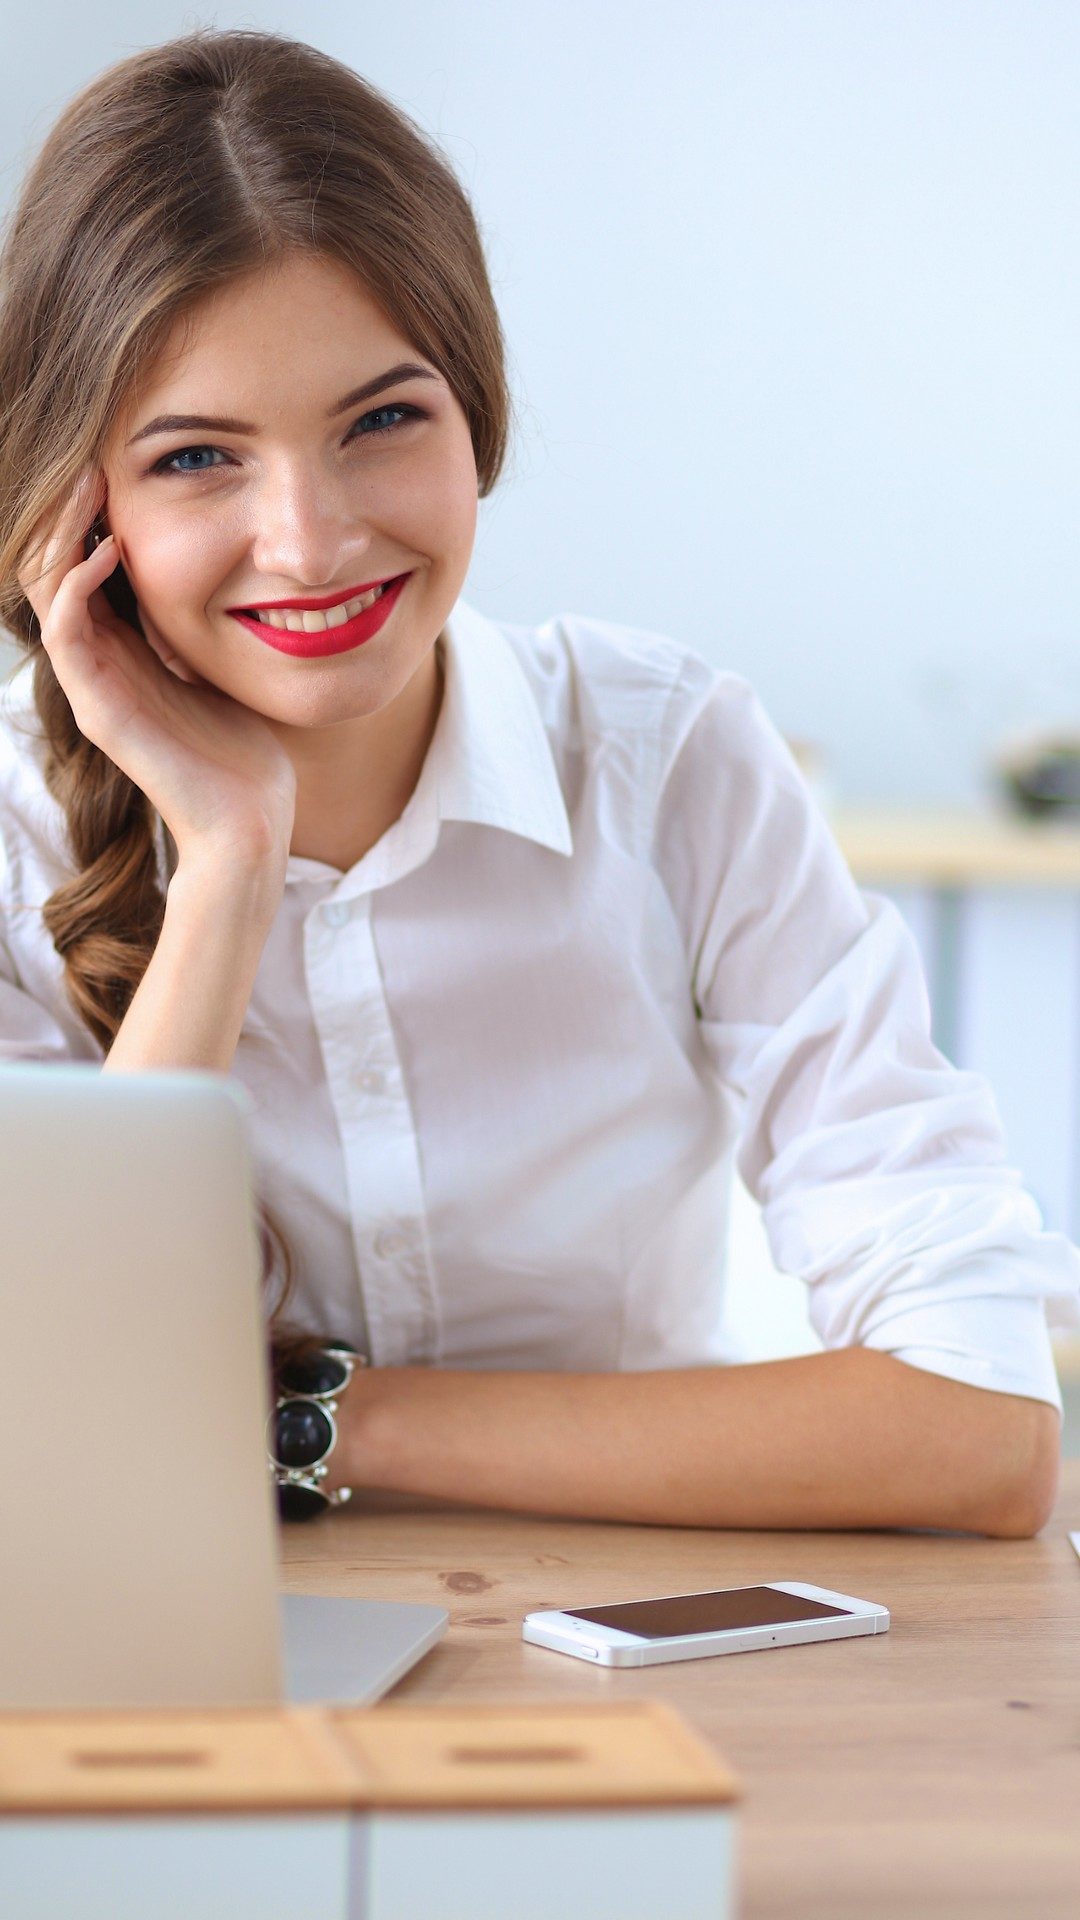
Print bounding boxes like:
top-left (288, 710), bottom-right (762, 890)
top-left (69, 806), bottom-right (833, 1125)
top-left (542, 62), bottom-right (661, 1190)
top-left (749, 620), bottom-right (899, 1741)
top-left (248, 582), bottom-right (390, 632)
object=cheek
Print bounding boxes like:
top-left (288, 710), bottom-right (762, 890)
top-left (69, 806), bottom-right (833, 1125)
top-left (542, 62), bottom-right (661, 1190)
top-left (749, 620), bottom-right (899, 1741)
top-left (118, 509), bottom-right (238, 613)
top-left (397, 431), bottom-right (477, 549)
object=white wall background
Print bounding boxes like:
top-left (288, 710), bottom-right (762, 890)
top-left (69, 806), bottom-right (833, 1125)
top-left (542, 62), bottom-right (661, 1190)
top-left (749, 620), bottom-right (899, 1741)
top-left (3, 0), bottom-right (1079, 807)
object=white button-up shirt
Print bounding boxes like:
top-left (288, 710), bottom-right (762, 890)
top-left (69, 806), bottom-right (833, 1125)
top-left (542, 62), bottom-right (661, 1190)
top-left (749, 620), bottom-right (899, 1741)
top-left (3, 599), bottom-right (1078, 1411)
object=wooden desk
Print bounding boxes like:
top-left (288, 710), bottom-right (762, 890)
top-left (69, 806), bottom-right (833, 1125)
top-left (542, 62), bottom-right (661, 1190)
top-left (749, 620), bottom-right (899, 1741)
top-left (283, 1462), bottom-right (1080, 1920)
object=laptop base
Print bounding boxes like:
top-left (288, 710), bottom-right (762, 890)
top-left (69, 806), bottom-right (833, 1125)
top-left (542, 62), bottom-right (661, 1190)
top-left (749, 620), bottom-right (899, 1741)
top-left (280, 1594), bottom-right (448, 1704)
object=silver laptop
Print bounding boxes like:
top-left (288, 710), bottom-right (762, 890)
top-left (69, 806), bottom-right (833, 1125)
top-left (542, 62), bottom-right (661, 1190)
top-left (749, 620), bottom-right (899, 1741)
top-left (0, 1063), bottom-right (446, 1709)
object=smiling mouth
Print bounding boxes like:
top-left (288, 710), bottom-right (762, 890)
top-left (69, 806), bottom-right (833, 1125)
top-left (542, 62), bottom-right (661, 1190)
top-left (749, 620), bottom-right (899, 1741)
top-left (239, 580), bottom-right (397, 632)
top-left (228, 572), bottom-right (410, 657)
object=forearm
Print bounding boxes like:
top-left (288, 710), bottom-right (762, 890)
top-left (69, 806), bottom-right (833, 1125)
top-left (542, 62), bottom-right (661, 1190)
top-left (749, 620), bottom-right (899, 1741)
top-left (102, 853), bottom-right (283, 1074)
top-left (336, 1348), bottom-right (1060, 1537)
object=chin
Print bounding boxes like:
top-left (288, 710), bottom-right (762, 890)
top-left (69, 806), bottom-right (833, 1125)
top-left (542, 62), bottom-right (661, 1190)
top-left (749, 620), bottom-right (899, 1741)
top-left (250, 674), bottom-right (393, 729)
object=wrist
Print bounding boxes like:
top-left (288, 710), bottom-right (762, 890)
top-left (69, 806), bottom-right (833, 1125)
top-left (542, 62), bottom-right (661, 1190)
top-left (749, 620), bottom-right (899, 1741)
top-left (329, 1362), bottom-right (399, 1495)
top-left (168, 842), bottom-right (286, 924)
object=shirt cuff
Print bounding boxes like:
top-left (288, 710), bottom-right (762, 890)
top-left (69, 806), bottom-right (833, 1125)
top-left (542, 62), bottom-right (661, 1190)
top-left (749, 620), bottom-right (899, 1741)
top-left (858, 1292), bottom-right (1065, 1414)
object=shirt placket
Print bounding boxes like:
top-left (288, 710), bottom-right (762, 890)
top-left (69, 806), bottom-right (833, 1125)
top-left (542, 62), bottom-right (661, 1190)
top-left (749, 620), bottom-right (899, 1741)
top-left (303, 889), bottom-right (438, 1366)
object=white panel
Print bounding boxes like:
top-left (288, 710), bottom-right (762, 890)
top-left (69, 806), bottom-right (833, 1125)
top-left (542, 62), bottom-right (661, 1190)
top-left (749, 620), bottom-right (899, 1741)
top-left (366, 1809), bottom-right (735, 1920)
top-left (953, 890), bottom-right (1080, 1238)
top-left (0, 1817), bottom-right (351, 1920)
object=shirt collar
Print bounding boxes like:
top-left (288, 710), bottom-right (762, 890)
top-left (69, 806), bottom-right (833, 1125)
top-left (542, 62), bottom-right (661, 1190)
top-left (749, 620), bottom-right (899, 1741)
top-left (284, 594), bottom-right (573, 893)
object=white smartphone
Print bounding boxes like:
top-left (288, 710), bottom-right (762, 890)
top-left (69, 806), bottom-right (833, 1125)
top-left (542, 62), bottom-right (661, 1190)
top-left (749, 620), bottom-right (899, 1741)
top-left (522, 1581), bottom-right (889, 1667)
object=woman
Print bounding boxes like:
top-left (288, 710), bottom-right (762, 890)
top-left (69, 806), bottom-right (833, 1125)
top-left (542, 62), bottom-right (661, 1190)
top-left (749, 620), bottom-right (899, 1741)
top-left (1, 28), bottom-right (1075, 1536)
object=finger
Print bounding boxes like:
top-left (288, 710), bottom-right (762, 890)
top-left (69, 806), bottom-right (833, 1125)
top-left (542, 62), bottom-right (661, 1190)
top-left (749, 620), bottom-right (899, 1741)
top-left (17, 468), bottom-right (107, 626)
top-left (37, 535), bottom-right (121, 663)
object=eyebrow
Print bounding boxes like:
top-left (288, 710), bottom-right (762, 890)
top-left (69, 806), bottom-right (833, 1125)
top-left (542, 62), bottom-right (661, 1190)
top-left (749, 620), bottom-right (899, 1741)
top-left (125, 361), bottom-right (442, 447)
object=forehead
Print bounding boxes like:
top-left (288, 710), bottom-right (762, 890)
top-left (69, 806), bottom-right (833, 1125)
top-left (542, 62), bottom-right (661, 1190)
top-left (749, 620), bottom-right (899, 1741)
top-left (114, 254), bottom-right (418, 434)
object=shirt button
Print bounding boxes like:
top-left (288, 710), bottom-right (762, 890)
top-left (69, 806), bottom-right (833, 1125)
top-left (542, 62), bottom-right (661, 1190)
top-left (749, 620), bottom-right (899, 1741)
top-left (375, 1230), bottom-right (407, 1258)
top-left (356, 1068), bottom-right (385, 1095)
top-left (323, 900), bottom-right (351, 928)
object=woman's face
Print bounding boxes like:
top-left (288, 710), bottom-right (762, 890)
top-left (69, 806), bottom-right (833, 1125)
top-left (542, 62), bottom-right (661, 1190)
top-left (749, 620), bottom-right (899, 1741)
top-left (101, 251), bottom-right (478, 731)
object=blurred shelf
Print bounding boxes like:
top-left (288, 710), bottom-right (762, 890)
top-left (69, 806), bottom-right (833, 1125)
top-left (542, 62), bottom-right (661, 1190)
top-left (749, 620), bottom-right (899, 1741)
top-left (832, 807), bottom-right (1080, 887)
top-left (1054, 1335), bottom-right (1080, 1383)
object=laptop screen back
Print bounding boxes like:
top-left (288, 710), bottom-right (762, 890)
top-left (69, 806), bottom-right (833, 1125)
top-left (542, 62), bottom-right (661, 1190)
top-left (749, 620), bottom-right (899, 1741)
top-left (0, 1065), bottom-right (283, 1708)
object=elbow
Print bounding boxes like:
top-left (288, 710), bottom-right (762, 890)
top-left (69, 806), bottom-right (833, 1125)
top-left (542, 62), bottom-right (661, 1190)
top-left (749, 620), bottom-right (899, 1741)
top-left (976, 1400), bottom-right (1062, 1540)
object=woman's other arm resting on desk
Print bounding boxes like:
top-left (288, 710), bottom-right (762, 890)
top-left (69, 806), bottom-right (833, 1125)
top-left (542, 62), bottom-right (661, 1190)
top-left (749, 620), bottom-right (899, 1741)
top-left (331, 1349), bottom-right (1061, 1539)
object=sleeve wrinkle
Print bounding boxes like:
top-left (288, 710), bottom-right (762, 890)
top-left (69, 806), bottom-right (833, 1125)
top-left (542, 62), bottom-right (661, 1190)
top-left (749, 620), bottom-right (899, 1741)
top-left (668, 679), bottom-right (1080, 1410)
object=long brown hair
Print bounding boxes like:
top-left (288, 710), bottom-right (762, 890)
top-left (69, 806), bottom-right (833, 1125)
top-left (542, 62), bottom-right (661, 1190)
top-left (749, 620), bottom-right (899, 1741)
top-left (0, 27), bottom-right (515, 1351)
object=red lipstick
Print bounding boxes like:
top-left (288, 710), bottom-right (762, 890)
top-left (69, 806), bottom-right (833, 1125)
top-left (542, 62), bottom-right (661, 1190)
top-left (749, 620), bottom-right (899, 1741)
top-left (229, 572), bottom-right (410, 657)
top-left (231, 577), bottom-right (399, 613)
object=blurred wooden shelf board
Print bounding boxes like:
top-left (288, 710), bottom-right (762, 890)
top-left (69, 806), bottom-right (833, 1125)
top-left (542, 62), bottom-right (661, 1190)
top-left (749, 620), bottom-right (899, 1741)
top-left (0, 1700), bottom-right (740, 1816)
top-left (832, 807), bottom-right (1080, 885)
top-left (0, 1702), bottom-right (740, 1920)
top-left (1053, 1334), bottom-right (1080, 1383)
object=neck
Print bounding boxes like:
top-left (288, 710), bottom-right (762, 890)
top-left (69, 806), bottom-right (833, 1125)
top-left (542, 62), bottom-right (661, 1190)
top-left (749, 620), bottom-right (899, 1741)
top-left (279, 638), bottom-right (445, 872)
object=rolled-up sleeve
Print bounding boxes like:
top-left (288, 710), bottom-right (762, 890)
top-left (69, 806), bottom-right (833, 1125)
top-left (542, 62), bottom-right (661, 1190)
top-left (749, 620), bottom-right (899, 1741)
top-left (0, 824), bottom-right (90, 1065)
top-left (655, 667), bottom-right (1080, 1414)
top-left (0, 909), bottom-right (85, 1062)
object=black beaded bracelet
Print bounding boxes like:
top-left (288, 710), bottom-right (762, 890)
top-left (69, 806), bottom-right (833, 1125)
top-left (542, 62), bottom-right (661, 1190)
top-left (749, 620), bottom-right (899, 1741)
top-left (267, 1340), bottom-right (366, 1522)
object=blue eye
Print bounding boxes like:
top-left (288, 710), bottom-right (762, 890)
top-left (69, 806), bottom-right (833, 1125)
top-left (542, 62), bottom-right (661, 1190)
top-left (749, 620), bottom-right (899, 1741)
top-left (351, 403), bottom-right (416, 440)
top-left (150, 403), bottom-right (423, 475)
top-left (157, 445), bottom-right (224, 474)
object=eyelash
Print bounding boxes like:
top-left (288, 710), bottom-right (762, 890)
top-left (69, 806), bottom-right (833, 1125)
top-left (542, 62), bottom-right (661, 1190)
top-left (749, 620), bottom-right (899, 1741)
top-left (149, 403), bottom-right (425, 476)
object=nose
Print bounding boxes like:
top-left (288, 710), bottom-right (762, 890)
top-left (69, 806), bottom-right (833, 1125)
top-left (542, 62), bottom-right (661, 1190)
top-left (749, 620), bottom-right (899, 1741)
top-left (247, 470), bottom-right (372, 590)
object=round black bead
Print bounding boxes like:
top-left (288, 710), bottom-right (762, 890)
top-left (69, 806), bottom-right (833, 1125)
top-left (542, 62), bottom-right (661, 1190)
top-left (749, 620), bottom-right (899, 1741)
top-left (321, 1340), bottom-right (362, 1362)
top-left (273, 1399), bottom-right (333, 1468)
top-left (277, 1481), bottom-right (329, 1522)
top-left (278, 1351), bottom-right (349, 1398)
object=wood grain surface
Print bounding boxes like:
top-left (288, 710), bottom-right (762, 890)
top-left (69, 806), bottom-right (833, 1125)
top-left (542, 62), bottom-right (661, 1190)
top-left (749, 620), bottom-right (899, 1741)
top-left (282, 1461), bottom-right (1080, 1919)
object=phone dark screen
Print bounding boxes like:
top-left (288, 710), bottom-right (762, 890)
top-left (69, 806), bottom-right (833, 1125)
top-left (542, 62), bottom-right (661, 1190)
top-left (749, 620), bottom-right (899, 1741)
top-left (83, 524), bottom-right (144, 635)
top-left (564, 1585), bottom-right (852, 1639)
